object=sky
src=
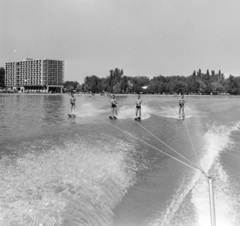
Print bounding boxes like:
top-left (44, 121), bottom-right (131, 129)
top-left (1, 0), bottom-right (240, 83)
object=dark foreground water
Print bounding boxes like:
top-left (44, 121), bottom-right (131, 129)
top-left (0, 94), bottom-right (240, 226)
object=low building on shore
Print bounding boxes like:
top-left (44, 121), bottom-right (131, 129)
top-left (5, 58), bottom-right (64, 93)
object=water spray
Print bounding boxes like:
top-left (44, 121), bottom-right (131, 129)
top-left (97, 115), bottom-right (217, 226)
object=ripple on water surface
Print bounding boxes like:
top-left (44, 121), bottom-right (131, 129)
top-left (0, 135), bottom-right (139, 226)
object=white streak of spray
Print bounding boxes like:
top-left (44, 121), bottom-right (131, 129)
top-left (149, 121), bottom-right (240, 226)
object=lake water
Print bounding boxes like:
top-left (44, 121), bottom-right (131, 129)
top-left (0, 94), bottom-right (240, 226)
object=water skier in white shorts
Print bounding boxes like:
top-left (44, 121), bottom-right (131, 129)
top-left (111, 94), bottom-right (117, 119)
top-left (179, 94), bottom-right (185, 118)
top-left (70, 92), bottom-right (76, 114)
top-left (135, 94), bottom-right (142, 120)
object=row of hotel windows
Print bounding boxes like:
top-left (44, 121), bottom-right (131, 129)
top-left (16, 74), bottom-right (42, 76)
top-left (6, 70), bottom-right (63, 74)
top-left (16, 62), bottom-right (41, 64)
top-left (16, 77), bottom-right (41, 80)
top-left (6, 73), bottom-right (63, 78)
top-left (17, 71), bottom-right (41, 73)
top-left (7, 74), bottom-right (63, 78)
top-left (6, 80), bottom-right (45, 82)
top-left (16, 67), bottom-right (41, 70)
top-left (6, 81), bottom-right (63, 85)
top-left (16, 63), bottom-right (41, 65)
top-left (17, 68), bottom-right (41, 69)
top-left (6, 81), bottom-right (63, 84)
top-left (43, 60), bottom-right (63, 63)
top-left (6, 66), bottom-right (63, 70)
top-left (16, 61), bottom-right (41, 65)
top-left (6, 61), bottom-right (64, 67)
top-left (6, 78), bottom-right (63, 81)
top-left (17, 67), bottom-right (41, 69)
top-left (16, 81), bottom-right (42, 83)
top-left (43, 65), bottom-right (62, 67)
top-left (6, 67), bottom-right (41, 71)
top-left (6, 77), bottom-right (63, 81)
top-left (17, 67), bottom-right (41, 70)
top-left (5, 83), bottom-right (43, 86)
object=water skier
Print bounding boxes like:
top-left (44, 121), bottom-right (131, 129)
top-left (179, 94), bottom-right (185, 118)
top-left (70, 92), bottom-right (76, 115)
top-left (111, 94), bottom-right (117, 119)
top-left (135, 94), bottom-right (142, 120)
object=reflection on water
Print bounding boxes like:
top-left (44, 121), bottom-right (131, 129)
top-left (41, 95), bottom-right (66, 126)
top-left (0, 95), bottom-right (68, 141)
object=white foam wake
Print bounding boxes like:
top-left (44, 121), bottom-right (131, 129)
top-left (191, 121), bottom-right (240, 226)
top-left (149, 121), bottom-right (240, 226)
top-left (73, 103), bottom-right (153, 120)
top-left (116, 104), bottom-right (153, 120)
top-left (0, 135), bottom-right (138, 226)
top-left (158, 105), bottom-right (197, 119)
top-left (73, 102), bottom-right (109, 117)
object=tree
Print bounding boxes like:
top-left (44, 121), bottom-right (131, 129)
top-left (127, 80), bottom-right (133, 93)
top-left (196, 80), bottom-right (207, 94)
top-left (78, 68), bottom-right (240, 95)
top-left (206, 70), bottom-right (210, 77)
top-left (109, 68), bottom-right (124, 92)
top-left (131, 76), bottom-right (150, 93)
top-left (192, 70), bottom-right (196, 77)
top-left (101, 78), bottom-right (110, 92)
top-left (76, 84), bottom-right (82, 92)
top-left (226, 75), bottom-right (240, 94)
top-left (211, 82), bottom-right (225, 94)
top-left (113, 82), bottom-right (121, 93)
top-left (211, 70), bottom-right (215, 78)
top-left (120, 76), bottom-right (129, 93)
top-left (149, 76), bottom-right (166, 93)
top-left (203, 70), bottom-right (210, 81)
top-left (172, 81), bottom-right (188, 94)
top-left (197, 69), bottom-right (202, 77)
top-left (82, 83), bottom-right (90, 92)
top-left (63, 81), bottom-right (79, 90)
top-left (84, 75), bottom-right (101, 93)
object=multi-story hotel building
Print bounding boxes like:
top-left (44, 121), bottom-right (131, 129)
top-left (5, 58), bottom-right (64, 93)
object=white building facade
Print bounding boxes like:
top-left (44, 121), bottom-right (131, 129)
top-left (5, 58), bottom-right (64, 93)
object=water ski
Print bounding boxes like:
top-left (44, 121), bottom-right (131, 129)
top-left (179, 115), bottom-right (185, 119)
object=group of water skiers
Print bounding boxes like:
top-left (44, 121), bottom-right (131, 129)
top-left (109, 94), bottom-right (142, 120)
top-left (69, 92), bottom-right (185, 119)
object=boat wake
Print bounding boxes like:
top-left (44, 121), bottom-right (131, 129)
top-left (156, 105), bottom-right (197, 119)
top-left (149, 121), bottom-right (240, 226)
top-left (0, 135), bottom-right (139, 226)
top-left (117, 104), bottom-right (152, 120)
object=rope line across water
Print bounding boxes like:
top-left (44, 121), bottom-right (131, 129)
top-left (97, 116), bottom-right (206, 174)
top-left (184, 119), bottom-right (204, 173)
top-left (135, 120), bottom-right (206, 175)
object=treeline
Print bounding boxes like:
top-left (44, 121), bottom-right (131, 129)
top-left (65, 68), bottom-right (240, 95)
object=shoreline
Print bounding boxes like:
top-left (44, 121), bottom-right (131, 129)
top-left (0, 93), bottom-right (238, 97)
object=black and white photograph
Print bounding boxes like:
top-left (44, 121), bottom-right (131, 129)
top-left (1, 0), bottom-right (240, 225)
